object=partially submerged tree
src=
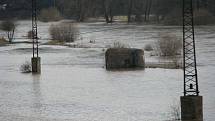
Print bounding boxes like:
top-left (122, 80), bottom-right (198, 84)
top-left (27, 30), bottom-right (33, 39)
top-left (127, 0), bottom-right (133, 23)
top-left (169, 101), bottom-right (181, 121)
top-left (0, 20), bottom-right (16, 43)
top-left (20, 61), bottom-right (32, 73)
top-left (49, 23), bottom-right (79, 43)
top-left (154, 33), bottom-right (183, 68)
top-left (156, 33), bottom-right (182, 57)
top-left (102, 0), bottom-right (114, 23)
top-left (112, 41), bottom-right (130, 48)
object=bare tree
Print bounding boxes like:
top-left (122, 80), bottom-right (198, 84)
top-left (143, 0), bottom-right (153, 22)
top-left (76, 0), bottom-right (85, 22)
top-left (127, 0), bottom-right (133, 23)
top-left (144, 0), bottom-right (149, 21)
top-left (0, 20), bottom-right (16, 43)
top-left (103, 0), bottom-right (114, 23)
top-left (74, 0), bottom-right (98, 22)
top-left (146, 0), bottom-right (153, 21)
top-left (196, 0), bottom-right (200, 10)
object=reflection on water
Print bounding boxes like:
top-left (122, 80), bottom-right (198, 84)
top-left (32, 74), bottom-right (43, 116)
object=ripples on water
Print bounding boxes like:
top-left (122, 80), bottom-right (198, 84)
top-left (0, 21), bottom-right (215, 121)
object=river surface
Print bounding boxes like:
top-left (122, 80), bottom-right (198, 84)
top-left (0, 21), bottom-right (215, 121)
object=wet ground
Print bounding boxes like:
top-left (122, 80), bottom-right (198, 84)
top-left (0, 21), bottom-right (215, 121)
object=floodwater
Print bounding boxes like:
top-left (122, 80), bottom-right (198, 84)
top-left (0, 21), bottom-right (215, 121)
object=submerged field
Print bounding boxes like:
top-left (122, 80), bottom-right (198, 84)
top-left (0, 21), bottom-right (215, 121)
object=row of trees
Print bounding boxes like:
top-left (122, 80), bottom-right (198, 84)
top-left (0, 0), bottom-right (215, 23)
top-left (53, 0), bottom-right (183, 23)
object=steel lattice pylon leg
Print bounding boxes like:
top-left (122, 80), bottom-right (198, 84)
top-left (180, 1), bottom-right (203, 121)
top-left (183, 0), bottom-right (199, 96)
top-left (32, 0), bottom-right (38, 58)
top-left (31, 0), bottom-right (41, 73)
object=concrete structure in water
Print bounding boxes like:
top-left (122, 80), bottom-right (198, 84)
top-left (181, 96), bottom-right (203, 121)
top-left (105, 48), bottom-right (145, 70)
top-left (31, 57), bottom-right (41, 73)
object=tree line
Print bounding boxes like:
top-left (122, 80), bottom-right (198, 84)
top-left (0, 0), bottom-right (215, 23)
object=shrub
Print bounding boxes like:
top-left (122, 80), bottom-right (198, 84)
top-left (155, 33), bottom-right (182, 57)
top-left (0, 20), bottom-right (16, 43)
top-left (49, 23), bottom-right (79, 43)
top-left (144, 44), bottom-right (153, 51)
top-left (89, 36), bottom-right (96, 44)
top-left (20, 61), bottom-right (32, 73)
top-left (112, 41), bottom-right (129, 48)
top-left (169, 101), bottom-right (181, 121)
top-left (194, 9), bottom-right (215, 25)
top-left (27, 30), bottom-right (32, 39)
top-left (39, 7), bottom-right (62, 22)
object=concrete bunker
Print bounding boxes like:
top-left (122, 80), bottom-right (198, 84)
top-left (105, 48), bottom-right (145, 70)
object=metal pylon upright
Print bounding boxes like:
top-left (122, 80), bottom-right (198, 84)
top-left (32, 0), bottom-right (38, 58)
top-left (182, 0), bottom-right (199, 96)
